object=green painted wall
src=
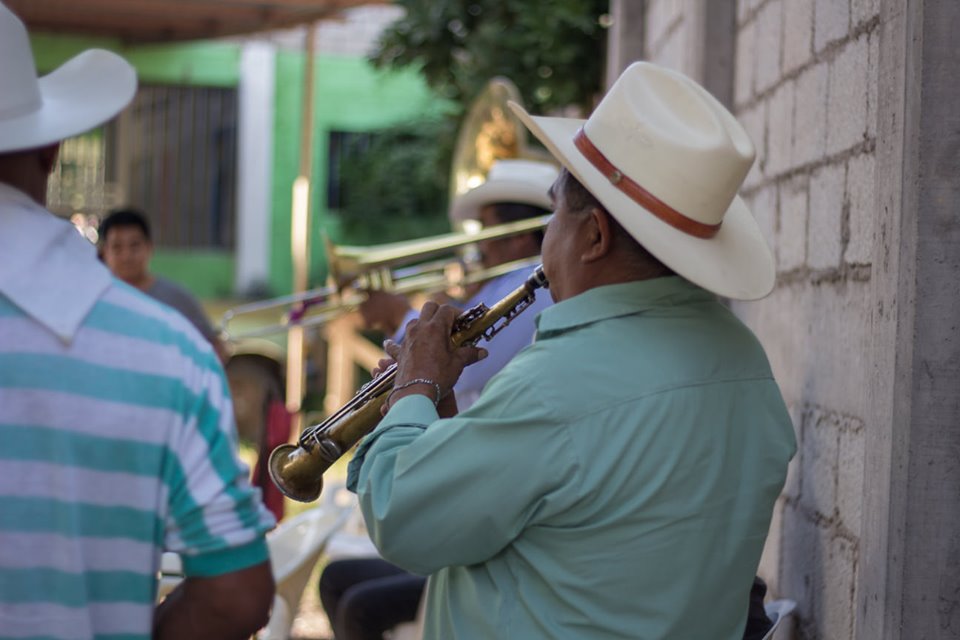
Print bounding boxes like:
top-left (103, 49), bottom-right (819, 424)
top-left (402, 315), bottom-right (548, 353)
top-left (30, 33), bottom-right (240, 86)
top-left (268, 53), bottom-right (451, 296)
top-left (151, 251), bottom-right (235, 299)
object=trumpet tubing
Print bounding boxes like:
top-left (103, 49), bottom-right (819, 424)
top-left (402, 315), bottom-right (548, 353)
top-left (219, 217), bottom-right (550, 341)
top-left (268, 265), bottom-right (549, 502)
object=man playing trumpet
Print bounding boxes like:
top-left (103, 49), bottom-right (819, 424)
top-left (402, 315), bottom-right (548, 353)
top-left (347, 62), bottom-right (796, 638)
top-left (320, 159), bottom-right (557, 640)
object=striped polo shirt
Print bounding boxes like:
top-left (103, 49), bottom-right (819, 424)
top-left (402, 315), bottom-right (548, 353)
top-left (0, 183), bottom-right (275, 639)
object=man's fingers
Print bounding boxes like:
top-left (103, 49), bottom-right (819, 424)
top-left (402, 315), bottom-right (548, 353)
top-left (457, 346), bottom-right (487, 368)
top-left (383, 339), bottom-right (401, 359)
top-left (418, 300), bottom-right (439, 321)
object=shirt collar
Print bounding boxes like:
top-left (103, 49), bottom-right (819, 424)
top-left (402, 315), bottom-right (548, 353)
top-left (535, 276), bottom-right (715, 338)
top-left (0, 182), bottom-right (112, 343)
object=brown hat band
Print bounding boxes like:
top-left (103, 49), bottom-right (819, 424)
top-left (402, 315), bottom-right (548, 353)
top-left (573, 128), bottom-right (722, 239)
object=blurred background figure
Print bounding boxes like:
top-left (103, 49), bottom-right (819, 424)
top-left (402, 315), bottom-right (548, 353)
top-left (319, 158), bottom-right (558, 640)
top-left (360, 158), bottom-right (558, 409)
top-left (99, 207), bottom-right (229, 362)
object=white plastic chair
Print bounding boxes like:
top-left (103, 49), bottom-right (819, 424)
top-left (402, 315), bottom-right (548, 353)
top-left (258, 503), bottom-right (353, 639)
top-left (761, 599), bottom-right (797, 640)
top-left (322, 483), bottom-right (379, 561)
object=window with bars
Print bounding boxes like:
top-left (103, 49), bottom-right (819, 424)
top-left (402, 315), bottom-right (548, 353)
top-left (123, 85), bottom-right (238, 249)
top-left (48, 84), bottom-right (239, 250)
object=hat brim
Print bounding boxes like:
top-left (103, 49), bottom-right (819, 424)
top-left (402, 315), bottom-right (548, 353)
top-left (509, 103), bottom-right (775, 300)
top-left (450, 179), bottom-right (554, 223)
top-left (0, 50), bottom-right (137, 154)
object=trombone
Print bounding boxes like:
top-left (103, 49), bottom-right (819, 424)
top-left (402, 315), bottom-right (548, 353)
top-left (220, 215), bottom-right (549, 340)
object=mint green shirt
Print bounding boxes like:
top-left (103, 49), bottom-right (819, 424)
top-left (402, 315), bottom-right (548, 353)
top-left (348, 277), bottom-right (796, 639)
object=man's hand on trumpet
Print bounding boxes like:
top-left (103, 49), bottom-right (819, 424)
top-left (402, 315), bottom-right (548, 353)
top-left (372, 301), bottom-right (488, 418)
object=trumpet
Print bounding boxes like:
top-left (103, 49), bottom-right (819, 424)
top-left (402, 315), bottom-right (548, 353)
top-left (268, 265), bottom-right (549, 502)
top-left (220, 215), bottom-right (550, 340)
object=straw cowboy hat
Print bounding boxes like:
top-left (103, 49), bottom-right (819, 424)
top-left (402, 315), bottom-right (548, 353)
top-left (0, 1), bottom-right (136, 154)
top-left (450, 159), bottom-right (559, 223)
top-left (509, 61), bottom-right (775, 300)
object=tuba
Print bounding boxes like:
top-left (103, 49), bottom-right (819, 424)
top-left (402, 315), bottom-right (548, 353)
top-left (448, 76), bottom-right (554, 223)
top-left (268, 266), bottom-right (549, 502)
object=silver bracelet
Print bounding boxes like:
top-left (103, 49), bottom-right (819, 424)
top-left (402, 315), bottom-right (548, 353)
top-left (387, 378), bottom-right (442, 410)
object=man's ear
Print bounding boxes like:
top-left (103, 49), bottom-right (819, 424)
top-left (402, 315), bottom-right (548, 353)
top-left (581, 207), bottom-right (614, 263)
top-left (38, 143), bottom-right (60, 175)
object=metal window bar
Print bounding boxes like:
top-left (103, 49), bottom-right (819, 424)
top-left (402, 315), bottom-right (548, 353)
top-left (125, 84), bottom-right (238, 249)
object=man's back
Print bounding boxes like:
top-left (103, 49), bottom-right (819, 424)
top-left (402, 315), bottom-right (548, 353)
top-left (0, 277), bottom-right (272, 638)
top-left (407, 277), bottom-right (796, 638)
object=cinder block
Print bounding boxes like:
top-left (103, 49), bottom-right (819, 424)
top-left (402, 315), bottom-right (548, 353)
top-left (827, 36), bottom-right (870, 155)
top-left (814, 0), bottom-right (850, 52)
top-left (645, 0), bottom-right (679, 48)
top-left (837, 424), bottom-right (865, 537)
top-left (735, 20), bottom-right (758, 106)
top-left (808, 162), bottom-right (845, 270)
top-left (845, 152), bottom-right (876, 265)
top-left (783, 0), bottom-right (814, 75)
top-left (739, 102), bottom-right (767, 190)
top-left (651, 29), bottom-right (687, 74)
top-left (800, 408), bottom-right (839, 519)
top-left (779, 505), bottom-right (820, 623)
top-left (767, 80), bottom-right (795, 177)
top-left (778, 177), bottom-right (808, 271)
top-left (815, 531), bottom-right (857, 640)
top-left (750, 185), bottom-right (778, 254)
top-left (799, 281), bottom-right (873, 418)
top-left (852, 0), bottom-right (880, 27)
top-left (782, 401), bottom-right (803, 500)
top-left (755, 1), bottom-right (784, 94)
top-left (737, 0), bottom-right (765, 23)
top-left (792, 63), bottom-right (828, 166)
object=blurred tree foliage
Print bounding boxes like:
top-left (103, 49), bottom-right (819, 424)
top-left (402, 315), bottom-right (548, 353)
top-left (334, 117), bottom-right (457, 245)
top-left (333, 1), bottom-right (608, 247)
top-left (372, 0), bottom-right (610, 115)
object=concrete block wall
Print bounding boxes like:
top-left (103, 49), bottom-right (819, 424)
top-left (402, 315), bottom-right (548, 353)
top-left (642, 1), bottom-right (879, 638)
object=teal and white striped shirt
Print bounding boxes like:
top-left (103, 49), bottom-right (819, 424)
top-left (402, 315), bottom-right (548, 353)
top-left (0, 183), bottom-right (274, 639)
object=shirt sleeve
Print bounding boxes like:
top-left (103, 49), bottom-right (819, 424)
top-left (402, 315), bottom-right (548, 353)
top-left (163, 349), bottom-right (274, 577)
top-left (346, 366), bottom-right (580, 576)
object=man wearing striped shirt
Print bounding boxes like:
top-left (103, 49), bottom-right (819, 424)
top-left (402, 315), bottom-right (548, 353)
top-left (0, 3), bottom-right (276, 638)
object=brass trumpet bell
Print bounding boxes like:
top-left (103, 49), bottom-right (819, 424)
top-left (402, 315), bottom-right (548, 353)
top-left (268, 443), bottom-right (329, 503)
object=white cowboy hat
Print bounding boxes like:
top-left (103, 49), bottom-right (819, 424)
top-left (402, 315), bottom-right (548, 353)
top-left (509, 61), bottom-right (775, 300)
top-left (0, 2), bottom-right (137, 154)
top-left (450, 159), bottom-right (559, 223)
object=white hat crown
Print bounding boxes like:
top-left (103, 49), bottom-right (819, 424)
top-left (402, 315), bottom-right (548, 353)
top-left (450, 158), bottom-right (558, 223)
top-left (0, 1), bottom-right (137, 154)
top-left (0, 3), bottom-right (42, 121)
top-left (583, 63), bottom-right (755, 227)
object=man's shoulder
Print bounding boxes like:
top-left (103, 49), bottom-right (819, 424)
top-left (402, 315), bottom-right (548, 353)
top-left (149, 276), bottom-right (198, 301)
top-left (99, 279), bottom-right (215, 354)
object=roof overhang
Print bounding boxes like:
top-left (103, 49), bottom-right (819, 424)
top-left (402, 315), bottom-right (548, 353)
top-left (4, 0), bottom-right (388, 44)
